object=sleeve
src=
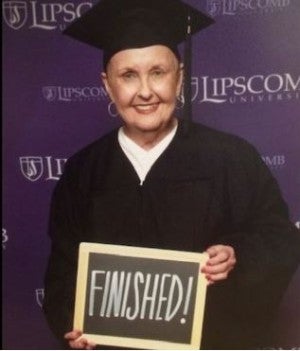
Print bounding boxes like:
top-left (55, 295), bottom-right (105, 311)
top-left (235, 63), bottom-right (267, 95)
top-left (43, 158), bottom-right (86, 346)
top-left (220, 139), bottom-right (300, 318)
top-left (224, 141), bottom-right (300, 283)
top-left (202, 139), bottom-right (300, 349)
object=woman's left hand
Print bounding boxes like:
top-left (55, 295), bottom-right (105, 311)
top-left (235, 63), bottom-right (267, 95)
top-left (202, 245), bottom-right (236, 285)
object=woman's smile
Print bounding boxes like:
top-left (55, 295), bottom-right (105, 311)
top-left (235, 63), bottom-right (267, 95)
top-left (133, 102), bottom-right (160, 114)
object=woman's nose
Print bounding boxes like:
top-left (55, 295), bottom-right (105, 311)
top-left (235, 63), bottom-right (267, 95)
top-left (137, 78), bottom-right (153, 100)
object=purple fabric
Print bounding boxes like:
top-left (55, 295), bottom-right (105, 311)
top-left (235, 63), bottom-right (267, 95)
top-left (3, 0), bottom-right (300, 348)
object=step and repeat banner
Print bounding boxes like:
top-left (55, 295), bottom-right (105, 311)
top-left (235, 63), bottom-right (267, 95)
top-left (3, 0), bottom-right (300, 349)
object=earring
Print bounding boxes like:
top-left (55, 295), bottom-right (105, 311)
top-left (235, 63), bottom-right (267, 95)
top-left (108, 101), bottom-right (119, 117)
top-left (176, 94), bottom-right (185, 109)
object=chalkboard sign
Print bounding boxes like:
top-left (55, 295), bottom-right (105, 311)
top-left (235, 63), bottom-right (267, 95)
top-left (74, 243), bottom-right (208, 349)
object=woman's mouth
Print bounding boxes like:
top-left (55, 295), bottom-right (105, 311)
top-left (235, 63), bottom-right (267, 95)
top-left (133, 103), bottom-right (159, 114)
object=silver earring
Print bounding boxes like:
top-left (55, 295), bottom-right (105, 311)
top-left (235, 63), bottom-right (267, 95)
top-left (176, 94), bottom-right (185, 109)
top-left (108, 101), bottom-right (119, 117)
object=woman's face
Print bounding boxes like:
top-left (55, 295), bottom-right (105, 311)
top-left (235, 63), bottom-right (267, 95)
top-left (102, 45), bottom-right (183, 135)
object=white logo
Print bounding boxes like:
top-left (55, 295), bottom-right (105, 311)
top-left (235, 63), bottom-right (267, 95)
top-left (3, 1), bottom-right (28, 29)
top-left (20, 156), bottom-right (44, 181)
top-left (261, 155), bottom-right (286, 168)
top-left (35, 288), bottom-right (44, 307)
top-left (2, 228), bottom-right (9, 249)
top-left (191, 73), bottom-right (300, 105)
top-left (19, 156), bottom-right (67, 182)
top-left (3, 1), bottom-right (93, 31)
top-left (43, 86), bottom-right (57, 102)
top-left (207, 0), bottom-right (291, 16)
top-left (42, 86), bottom-right (108, 102)
top-left (190, 77), bottom-right (200, 102)
top-left (207, 0), bottom-right (223, 16)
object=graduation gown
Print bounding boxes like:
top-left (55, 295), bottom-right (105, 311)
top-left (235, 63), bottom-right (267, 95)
top-left (43, 120), bottom-right (300, 349)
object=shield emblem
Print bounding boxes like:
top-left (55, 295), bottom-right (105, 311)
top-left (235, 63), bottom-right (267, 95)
top-left (3, 1), bottom-right (27, 30)
top-left (206, 0), bottom-right (222, 17)
top-left (20, 156), bottom-right (44, 182)
top-left (35, 288), bottom-right (45, 308)
top-left (2, 228), bottom-right (8, 249)
top-left (42, 86), bottom-right (57, 102)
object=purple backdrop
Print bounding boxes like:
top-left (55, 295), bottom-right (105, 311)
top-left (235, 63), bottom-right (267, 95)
top-left (3, 0), bottom-right (300, 349)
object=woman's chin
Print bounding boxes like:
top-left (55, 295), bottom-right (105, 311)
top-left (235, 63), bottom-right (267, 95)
top-left (133, 120), bottom-right (168, 134)
top-left (126, 115), bottom-right (175, 134)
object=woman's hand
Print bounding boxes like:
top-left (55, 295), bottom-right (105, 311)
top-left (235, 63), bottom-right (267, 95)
top-left (202, 245), bottom-right (236, 285)
top-left (64, 330), bottom-right (97, 350)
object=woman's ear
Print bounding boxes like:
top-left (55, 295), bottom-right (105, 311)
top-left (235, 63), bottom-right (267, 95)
top-left (101, 71), bottom-right (113, 101)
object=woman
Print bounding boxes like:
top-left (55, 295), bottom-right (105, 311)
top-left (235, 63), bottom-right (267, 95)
top-left (43, 0), bottom-right (300, 349)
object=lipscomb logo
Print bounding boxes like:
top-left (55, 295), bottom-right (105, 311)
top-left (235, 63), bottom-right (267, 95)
top-left (19, 156), bottom-right (67, 182)
top-left (42, 86), bottom-right (108, 102)
top-left (192, 72), bottom-right (300, 105)
top-left (20, 156), bottom-right (44, 181)
top-left (3, 1), bottom-right (27, 30)
top-left (261, 155), bottom-right (286, 169)
top-left (3, 1), bottom-right (93, 31)
top-left (207, 0), bottom-right (222, 16)
top-left (43, 86), bottom-right (57, 102)
top-left (35, 288), bottom-right (44, 308)
top-left (2, 228), bottom-right (9, 250)
top-left (207, 0), bottom-right (291, 16)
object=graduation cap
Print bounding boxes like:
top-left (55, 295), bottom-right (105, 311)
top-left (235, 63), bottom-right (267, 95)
top-left (63, 0), bottom-right (214, 124)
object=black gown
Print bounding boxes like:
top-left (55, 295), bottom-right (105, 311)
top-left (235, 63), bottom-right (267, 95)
top-left (43, 120), bottom-right (300, 349)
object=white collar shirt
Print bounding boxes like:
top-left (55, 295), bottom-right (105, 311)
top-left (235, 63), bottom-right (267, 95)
top-left (118, 123), bottom-right (178, 185)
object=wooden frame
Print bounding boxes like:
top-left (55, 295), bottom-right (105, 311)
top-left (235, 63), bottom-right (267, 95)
top-left (74, 242), bottom-right (208, 349)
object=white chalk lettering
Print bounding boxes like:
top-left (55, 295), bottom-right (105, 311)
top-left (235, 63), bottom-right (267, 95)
top-left (106, 271), bottom-right (125, 317)
top-left (120, 272), bottom-right (132, 317)
top-left (87, 270), bottom-right (195, 323)
top-left (88, 270), bottom-right (106, 316)
top-left (126, 272), bottom-right (143, 320)
top-left (165, 275), bottom-right (183, 321)
top-left (100, 271), bottom-right (111, 316)
top-left (140, 273), bottom-right (160, 319)
top-left (183, 277), bottom-right (194, 315)
top-left (155, 273), bottom-right (171, 321)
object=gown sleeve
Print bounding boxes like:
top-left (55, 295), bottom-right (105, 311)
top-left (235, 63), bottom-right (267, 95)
top-left (43, 157), bottom-right (85, 346)
top-left (222, 140), bottom-right (300, 287)
top-left (202, 138), bottom-right (300, 349)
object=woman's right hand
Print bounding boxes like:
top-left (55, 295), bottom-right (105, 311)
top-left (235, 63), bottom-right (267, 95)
top-left (64, 330), bottom-right (97, 350)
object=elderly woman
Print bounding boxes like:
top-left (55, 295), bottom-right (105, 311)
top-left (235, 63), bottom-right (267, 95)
top-left (43, 0), bottom-right (300, 349)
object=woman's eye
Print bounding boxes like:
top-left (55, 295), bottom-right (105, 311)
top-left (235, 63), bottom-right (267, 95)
top-left (122, 72), bottom-right (136, 80)
top-left (152, 70), bottom-right (164, 77)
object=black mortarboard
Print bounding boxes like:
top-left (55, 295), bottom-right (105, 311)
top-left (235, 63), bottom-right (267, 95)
top-left (63, 0), bottom-right (214, 123)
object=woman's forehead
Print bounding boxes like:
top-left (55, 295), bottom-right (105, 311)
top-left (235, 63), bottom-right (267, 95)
top-left (108, 45), bottom-right (180, 70)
